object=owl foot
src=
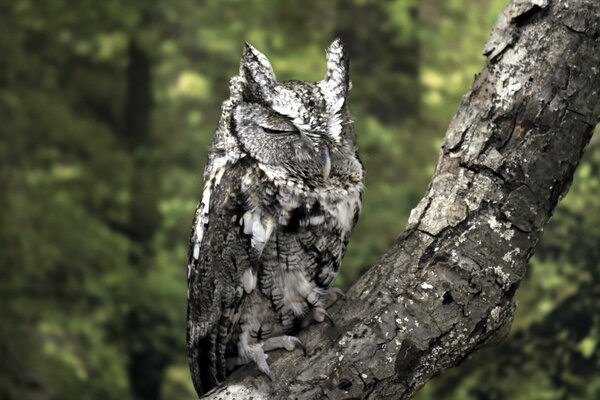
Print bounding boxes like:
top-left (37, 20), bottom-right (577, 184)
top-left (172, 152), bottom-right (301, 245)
top-left (226, 335), bottom-right (307, 377)
top-left (227, 344), bottom-right (271, 376)
top-left (263, 335), bottom-right (307, 356)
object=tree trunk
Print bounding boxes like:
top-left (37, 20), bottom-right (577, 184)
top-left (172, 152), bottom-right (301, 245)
top-left (122, 40), bottom-right (167, 400)
top-left (200, 0), bottom-right (600, 398)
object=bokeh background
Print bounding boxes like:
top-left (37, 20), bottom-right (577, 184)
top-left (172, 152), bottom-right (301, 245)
top-left (2, 0), bottom-right (599, 399)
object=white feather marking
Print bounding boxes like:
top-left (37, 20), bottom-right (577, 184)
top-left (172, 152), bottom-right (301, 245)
top-left (251, 218), bottom-right (274, 254)
top-left (292, 118), bottom-right (312, 132)
top-left (252, 218), bottom-right (266, 240)
top-left (242, 211), bottom-right (255, 235)
top-left (281, 271), bottom-right (313, 317)
top-left (310, 215), bottom-right (325, 225)
top-left (242, 268), bottom-right (256, 294)
top-left (242, 209), bottom-right (275, 254)
top-left (256, 163), bottom-right (288, 181)
top-left (193, 156), bottom-right (230, 245)
top-left (272, 102), bottom-right (298, 119)
top-left (317, 80), bottom-right (345, 115)
top-left (194, 185), bottom-right (212, 243)
top-left (271, 87), bottom-right (300, 119)
top-left (328, 114), bottom-right (343, 143)
top-left (214, 166), bottom-right (226, 186)
top-left (334, 199), bottom-right (353, 231)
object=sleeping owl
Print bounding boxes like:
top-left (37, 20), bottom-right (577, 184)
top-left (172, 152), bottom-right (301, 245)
top-left (186, 39), bottom-right (364, 395)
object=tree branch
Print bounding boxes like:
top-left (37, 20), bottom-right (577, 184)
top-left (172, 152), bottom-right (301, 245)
top-left (200, 0), bottom-right (600, 398)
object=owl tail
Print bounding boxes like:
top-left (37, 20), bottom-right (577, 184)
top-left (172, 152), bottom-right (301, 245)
top-left (188, 328), bottom-right (219, 396)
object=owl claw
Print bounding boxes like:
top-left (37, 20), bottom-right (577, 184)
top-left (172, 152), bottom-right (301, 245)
top-left (263, 370), bottom-right (273, 382)
top-left (257, 336), bottom-right (306, 379)
top-left (228, 335), bottom-right (307, 379)
top-left (227, 344), bottom-right (271, 378)
top-left (298, 340), bottom-right (308, 357)
top-left (324, 312), bottom-right (336, 327)
top-left (253, 347), bottom-right (271, 378)
top-left (313, 306), bottom-right (335, 327)
top-left (263, 335), bottom-right (307, 356)
top-left (287, 336), bottom-right (308, 357)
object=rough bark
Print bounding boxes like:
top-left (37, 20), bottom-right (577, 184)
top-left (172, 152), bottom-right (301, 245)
top-left (200, 0), bottom-right (600, 398)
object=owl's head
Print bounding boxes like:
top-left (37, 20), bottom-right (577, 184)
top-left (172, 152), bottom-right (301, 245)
top-left (229, 39), bottom-right (355, 183)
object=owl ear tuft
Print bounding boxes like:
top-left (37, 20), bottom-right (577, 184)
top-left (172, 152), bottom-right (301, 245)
top-left (319, 38), bottom-right (350, 109)
top-left (240, 43), bottom-right (277, 101)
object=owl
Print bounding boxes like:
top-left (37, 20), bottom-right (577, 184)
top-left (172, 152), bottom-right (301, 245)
top-left (187, 39), bottom-right (364, 395)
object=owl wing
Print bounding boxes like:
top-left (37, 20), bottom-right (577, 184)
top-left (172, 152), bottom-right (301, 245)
top-left (187, 158), bottom-right (254, 395)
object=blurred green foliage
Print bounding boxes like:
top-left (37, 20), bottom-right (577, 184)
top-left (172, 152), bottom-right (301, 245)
top-left (1, 0), bottom-right (598, 399)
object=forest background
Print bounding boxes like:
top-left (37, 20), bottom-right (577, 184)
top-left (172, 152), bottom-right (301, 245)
top-left (1, 0), bottom-right (598, 399)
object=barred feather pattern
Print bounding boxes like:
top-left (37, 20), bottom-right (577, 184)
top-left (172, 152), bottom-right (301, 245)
top-left (187, 39), bottom-right (363, 396)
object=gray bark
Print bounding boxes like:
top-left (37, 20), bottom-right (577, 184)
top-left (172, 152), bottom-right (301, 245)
top-left (200, 0), bottom-right (600, 398)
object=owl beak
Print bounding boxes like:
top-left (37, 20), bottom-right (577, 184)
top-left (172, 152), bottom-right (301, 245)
top-left (321, 145), bottom-right (331, 180)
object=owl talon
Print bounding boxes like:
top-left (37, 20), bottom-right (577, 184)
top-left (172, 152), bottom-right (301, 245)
top-left (263, 335), bottom-right (307, 356)
top-left (298, 340), bottom-right (308, 357)
top-left (258, 367), bottom-right (273, 382)
top-left (289, 337), bottom-right (308, 357)
top-left (229, 336), bottom-right (306, 378)
top-left (324, 312), bottom-right (335, 327)
top-left (313, 306), bottom-right (335, 327)
top-left (252, 347), bottom-right (271, 378)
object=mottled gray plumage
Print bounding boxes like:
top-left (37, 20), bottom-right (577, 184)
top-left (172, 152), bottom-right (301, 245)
top-left (187, 39), bottom-right (364, 395)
